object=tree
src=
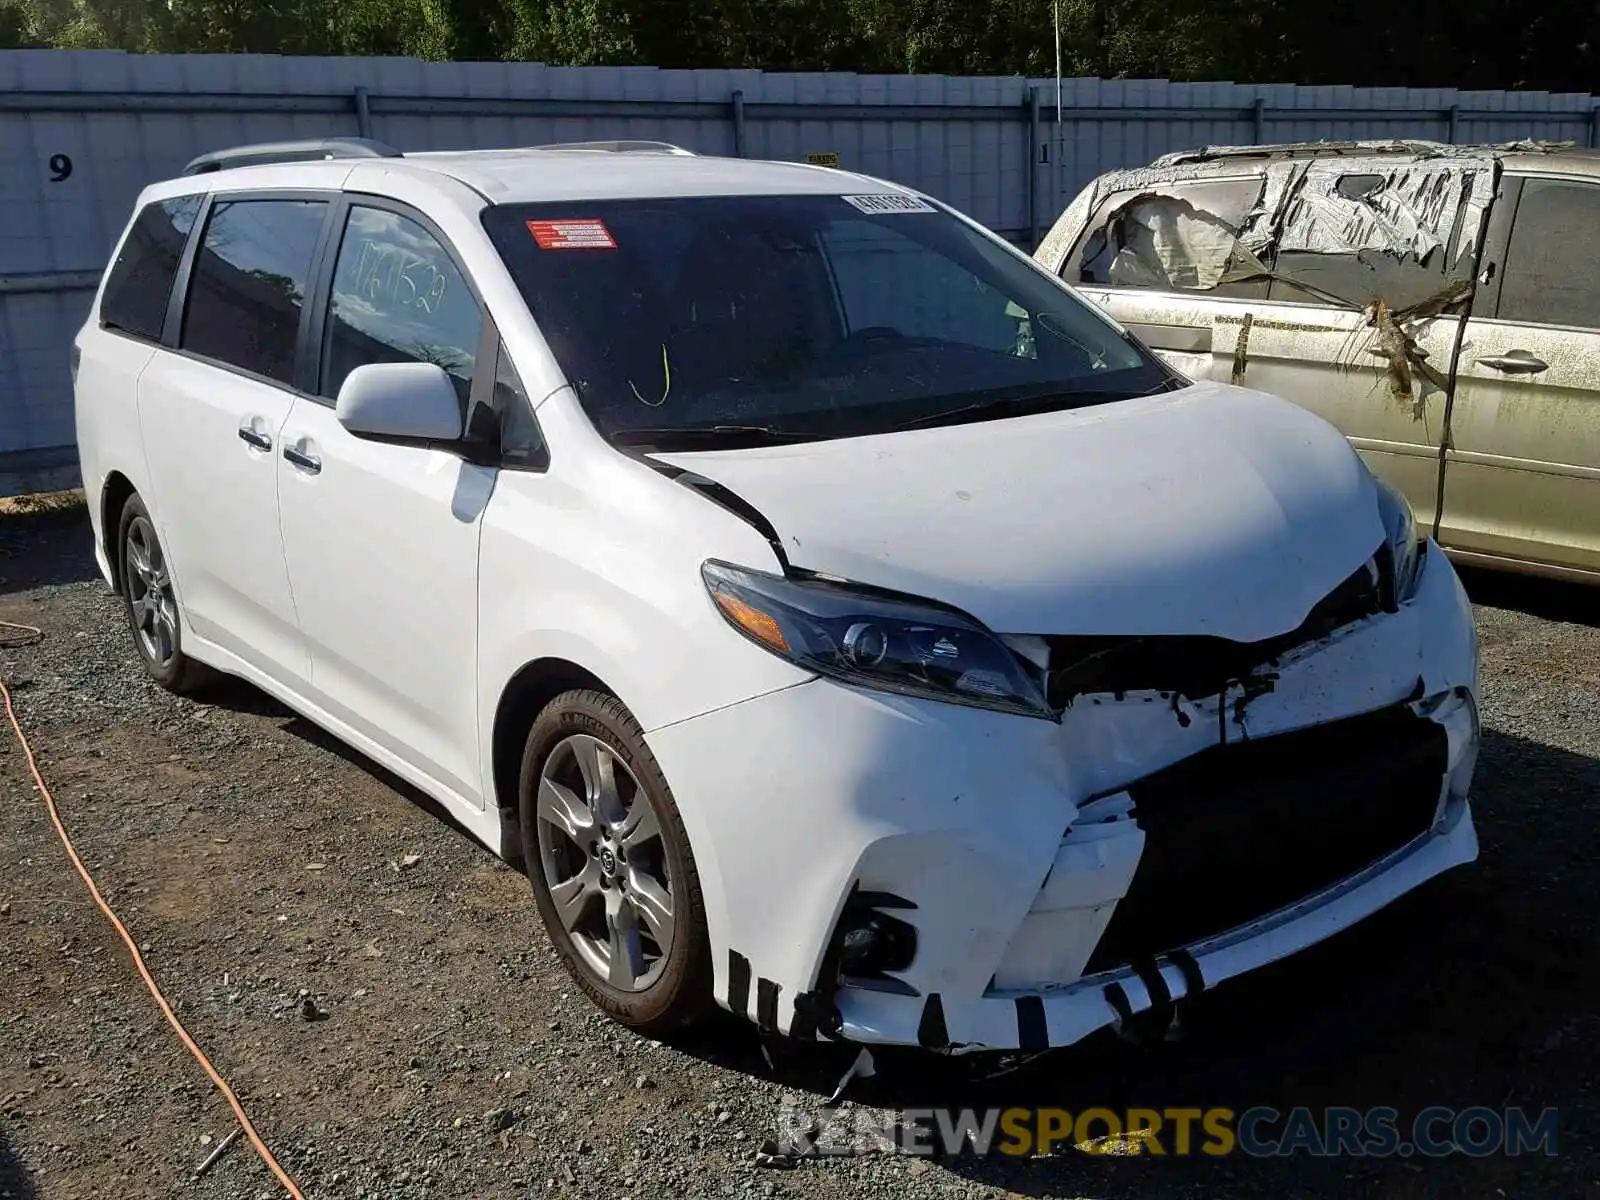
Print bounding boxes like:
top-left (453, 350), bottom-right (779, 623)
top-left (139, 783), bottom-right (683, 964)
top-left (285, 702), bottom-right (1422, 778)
top-left (0, 2), bottom-right (28, 47)
top-left (4, 0), bottom-right (1598, 92)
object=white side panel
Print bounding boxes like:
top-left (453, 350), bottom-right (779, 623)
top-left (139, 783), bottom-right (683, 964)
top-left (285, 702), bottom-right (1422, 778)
top-left (72, 327), bottom-right (154, 584)
top-left (135, 350), bottom-right (306, 684)
top-left (472, 393), bottom-right (812, 811)
top-left (277, 398), bottom-right (491, 806)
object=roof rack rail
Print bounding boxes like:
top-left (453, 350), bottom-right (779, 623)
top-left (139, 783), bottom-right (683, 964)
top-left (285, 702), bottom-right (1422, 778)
top-left (183, 137), bottom-right (403, 176)
top-left (533, 139), bottom-right (696, 156)
top-left (1156, 139), bottom-right (1452, 166)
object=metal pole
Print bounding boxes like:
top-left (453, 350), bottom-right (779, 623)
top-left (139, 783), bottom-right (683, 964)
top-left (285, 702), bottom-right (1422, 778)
top-left (1055, 107), bottom-right (1065, 243)
top-left (1448, 103), bottom-right (1460, 144)
top-left (353, 86), bottom-right (373, 139)
top-left (731, 89), bottom-right (747, 157)
top-left (1590, 103), bottom-right (1600, 149)
top-left (1053, 0), bottom-right (1062, 124)
top-left (1029, 87), bottom-right (1042, 250)
top-left (1253, 97), bottom-right (1266, 144)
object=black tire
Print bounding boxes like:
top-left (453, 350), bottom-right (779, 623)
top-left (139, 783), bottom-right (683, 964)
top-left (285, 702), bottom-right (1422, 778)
top-left (518, 689), bottom-right (712, 1034)
top-left (116, 493), bottom-right (206, 694)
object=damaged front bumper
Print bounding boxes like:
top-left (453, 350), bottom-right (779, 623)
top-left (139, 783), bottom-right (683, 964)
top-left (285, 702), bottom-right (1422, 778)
top-left (646, 541), bottom-right (1479, 1050)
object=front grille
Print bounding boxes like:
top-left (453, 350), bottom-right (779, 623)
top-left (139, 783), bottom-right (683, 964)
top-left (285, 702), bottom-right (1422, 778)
top-left (1082, 703), bottom-right (1447, 975)
top-left (1043, 551), bottom-right (1387, 708)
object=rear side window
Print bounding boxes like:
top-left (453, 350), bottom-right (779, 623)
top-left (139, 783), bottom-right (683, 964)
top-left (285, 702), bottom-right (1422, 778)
top-left (1069, 178), bottom-right (1268, 298)
top-left (181, 199), bottom-right (328, 386)
top-left (321, 205), bottom-right (483, 409)
top-left (1268, 165), bottom-right (1478, 310)
top-left (1496, 178), bottom-right (1600, 328)
top-left (100, 195), bottom-right (203, 341)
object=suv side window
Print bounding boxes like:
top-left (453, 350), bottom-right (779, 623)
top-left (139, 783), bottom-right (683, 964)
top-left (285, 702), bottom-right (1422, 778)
top-left (180, 198), bottom-right (328, 386)
top-left (100, 195), bottom-right (203, 341)
top-left (321, 205), bottom-right (483, 410)
top-left (1067, 177), bottom-right (1268, 299)
top-left (1496, 178), bottom-right (1600, 328)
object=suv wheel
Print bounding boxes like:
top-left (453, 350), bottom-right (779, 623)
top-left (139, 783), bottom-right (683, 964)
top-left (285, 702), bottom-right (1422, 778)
top-left (117, 494), bottom-right (204, 693)
top-left (518, 689), bottom-right (711, 1034)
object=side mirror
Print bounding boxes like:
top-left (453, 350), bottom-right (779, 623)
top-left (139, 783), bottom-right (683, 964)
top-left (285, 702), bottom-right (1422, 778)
top-left (335, 362), bottom-right (464, 442)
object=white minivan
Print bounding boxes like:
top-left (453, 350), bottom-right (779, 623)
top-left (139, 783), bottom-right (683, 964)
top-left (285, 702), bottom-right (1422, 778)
top-left (74, 137), bottom-right (1481, 1053)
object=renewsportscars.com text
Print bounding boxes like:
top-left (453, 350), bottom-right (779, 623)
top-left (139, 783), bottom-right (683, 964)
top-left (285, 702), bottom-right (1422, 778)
top-left (775, 1101), bottom-right (1559, 1159)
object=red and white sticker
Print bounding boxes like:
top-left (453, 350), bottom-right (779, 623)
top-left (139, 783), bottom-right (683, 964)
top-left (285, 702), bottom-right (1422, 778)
top-left (527, 218), bottom-right (616, 250)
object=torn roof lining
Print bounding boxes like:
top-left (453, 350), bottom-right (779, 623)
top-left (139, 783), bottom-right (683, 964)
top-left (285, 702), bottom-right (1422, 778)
top-left (1278, 168), bottom-right (1459, 260)
top-left (1058, 153), bottom-right (1496, 288)
top-left (1274, 159), bottom-right (1485, 264)
top-left (1269, 154), bottom-right (1497, 274)
top-left (1047, 139), bottom-right (1570, 262)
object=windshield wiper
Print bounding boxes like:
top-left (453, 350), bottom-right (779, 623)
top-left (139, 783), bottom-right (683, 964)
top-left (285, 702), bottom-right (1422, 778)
top-left (893, 392), bottom-right (1077, 430)
top-left (894, 382), bottom-right (1176, 432)
top-left (611, 424), bottom-right (821, 448)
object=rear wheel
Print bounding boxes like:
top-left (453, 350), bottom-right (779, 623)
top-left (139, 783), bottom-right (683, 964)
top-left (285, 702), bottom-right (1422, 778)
top-left (117, 493), bottom-right (204, 693)
top-left (518, 689), bottom-right (711, 1034)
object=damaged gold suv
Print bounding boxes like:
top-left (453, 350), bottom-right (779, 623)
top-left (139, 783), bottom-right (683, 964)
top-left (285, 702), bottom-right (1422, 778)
top-left (1038, 139), bottom-right (1600, 584)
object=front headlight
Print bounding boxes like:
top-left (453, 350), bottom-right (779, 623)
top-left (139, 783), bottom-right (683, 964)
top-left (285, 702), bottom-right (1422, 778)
top-left (1373, 476), bottom-right (1426, 606)
top-left (701, 561), bottom-right (1054, 719)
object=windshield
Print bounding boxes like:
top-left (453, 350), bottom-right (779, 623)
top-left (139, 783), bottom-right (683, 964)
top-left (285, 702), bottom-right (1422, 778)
top-left (482, 194), bottom-right (1176, 449)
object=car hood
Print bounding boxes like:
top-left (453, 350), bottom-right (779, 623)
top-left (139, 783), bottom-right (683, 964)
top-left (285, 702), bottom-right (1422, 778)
top-left (651, 380), bottom-right (1387, 642)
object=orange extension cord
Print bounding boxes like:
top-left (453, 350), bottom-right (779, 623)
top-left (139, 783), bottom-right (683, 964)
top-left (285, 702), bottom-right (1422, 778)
top-left (1, 618), bottom-right (306, 1199)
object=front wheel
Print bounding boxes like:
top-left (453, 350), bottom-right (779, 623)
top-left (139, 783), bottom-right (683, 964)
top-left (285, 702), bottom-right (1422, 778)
top-left (517, 689), bottom-right (712, 1034)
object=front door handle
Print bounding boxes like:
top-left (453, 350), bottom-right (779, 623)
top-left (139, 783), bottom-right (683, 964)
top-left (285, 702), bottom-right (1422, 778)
top-left (1476, 350), bottom-right (1549, 375)
top-left (237, 425), bottom-right (273, 451)
top-left (283, 445), bottom-right (322, 474)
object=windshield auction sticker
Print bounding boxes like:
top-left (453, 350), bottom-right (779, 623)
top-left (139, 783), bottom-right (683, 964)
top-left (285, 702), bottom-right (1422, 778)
top-left (526, 218), bottom-right (617, 249)
top-left (842, 194), bottom-right (936, 214)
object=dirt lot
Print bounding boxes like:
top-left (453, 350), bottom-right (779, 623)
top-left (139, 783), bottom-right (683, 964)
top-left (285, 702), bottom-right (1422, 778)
top-left (1, 503), bottom-right (1596, 1200)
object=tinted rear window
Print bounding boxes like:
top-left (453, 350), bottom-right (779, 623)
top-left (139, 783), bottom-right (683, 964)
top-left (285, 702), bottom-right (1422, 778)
top-left (100, 195), bottom-right (203, 341)
top-left (180, 199), bottom-right (328, 386)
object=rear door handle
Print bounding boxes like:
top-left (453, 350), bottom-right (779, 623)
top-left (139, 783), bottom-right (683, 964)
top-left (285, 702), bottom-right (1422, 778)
top-left (1476, 350), bottom-right (1548, 375)
top-left (283, 445), bottom-right (322, 474)
top-left (237, 425), bottom-right (273, 451)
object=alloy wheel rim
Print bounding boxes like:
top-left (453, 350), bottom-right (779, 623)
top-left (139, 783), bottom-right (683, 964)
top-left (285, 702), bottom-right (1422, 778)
top-left (125, 517), bottom-right (178, 667)
top-left (535, 733), bottom-right (675, 992)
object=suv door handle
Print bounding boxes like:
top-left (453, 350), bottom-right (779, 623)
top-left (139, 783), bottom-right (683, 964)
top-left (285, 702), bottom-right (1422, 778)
top-left (1476, 350), bottom-right (1549, 375)
top-left (283, 445), bottom-right (322, 474)
top-left (237, 425), bottom-right (273, 451)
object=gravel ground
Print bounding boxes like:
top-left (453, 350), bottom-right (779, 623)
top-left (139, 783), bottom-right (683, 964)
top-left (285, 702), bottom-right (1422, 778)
top-left (1, 504), bottom-right (1597, 1200)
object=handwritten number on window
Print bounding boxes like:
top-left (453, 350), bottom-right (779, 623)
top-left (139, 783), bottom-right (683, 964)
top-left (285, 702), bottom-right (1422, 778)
top-left (351, 239), bottom-right (447, 315)
top-left (48, 154), bottom-right (73, 182)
